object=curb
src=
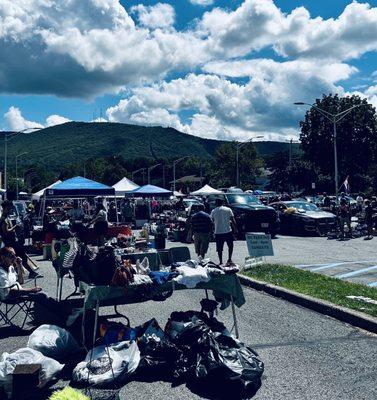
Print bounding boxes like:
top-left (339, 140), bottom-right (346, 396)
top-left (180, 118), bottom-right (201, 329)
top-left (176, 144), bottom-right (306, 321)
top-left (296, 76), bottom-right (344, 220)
top-left (238, 274), bottom-right (377, 334)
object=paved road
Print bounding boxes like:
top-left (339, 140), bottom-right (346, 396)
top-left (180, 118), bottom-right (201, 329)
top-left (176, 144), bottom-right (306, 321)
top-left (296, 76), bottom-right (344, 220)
top-left (172, 235), bottom-right (377, 286)
top-left (1, 251), bottom-right (376, 400)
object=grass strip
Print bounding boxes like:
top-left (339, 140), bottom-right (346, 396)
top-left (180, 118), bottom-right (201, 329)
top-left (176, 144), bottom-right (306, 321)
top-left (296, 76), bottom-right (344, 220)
top-left (243, 264), bottom-right (377, 318)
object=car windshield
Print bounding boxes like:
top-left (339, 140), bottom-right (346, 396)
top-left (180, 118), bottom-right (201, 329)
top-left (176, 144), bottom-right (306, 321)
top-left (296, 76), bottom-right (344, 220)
top-left (226, 194), bottom-right (262, 205)
top-left (288, 202), bottom-right (318, 211)
top-left (14, 203), bottom-right (25, 214)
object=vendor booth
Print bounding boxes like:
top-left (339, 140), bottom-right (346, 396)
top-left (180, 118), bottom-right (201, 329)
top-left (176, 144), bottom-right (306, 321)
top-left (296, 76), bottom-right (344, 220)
top-left (31, 180), bottom-right (62, 201)
top-left (113, 177), bottom-right (139, 197)
top-left (130, 185), bottom-right (173, 227)
top-left (130, 184), bottom-right (172, 197)
top-left (191, 184), bottom-right (223, 196)
top-left (36, 177), bottom-right (127, 252)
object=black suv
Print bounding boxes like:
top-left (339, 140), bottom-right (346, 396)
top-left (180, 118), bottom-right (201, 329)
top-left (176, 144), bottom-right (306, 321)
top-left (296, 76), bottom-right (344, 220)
top-left (206, 193), bottom-right (279, 238)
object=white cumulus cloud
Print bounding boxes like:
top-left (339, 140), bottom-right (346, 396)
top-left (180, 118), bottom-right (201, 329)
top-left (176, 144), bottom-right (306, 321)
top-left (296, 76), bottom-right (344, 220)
top-left (189, 0), bottom-right (214, 6)
top-left (46, 115), bottom-right (71, 127)
top-left (131, 3), bottom-right (175, 28)
top-left (4, 107), bottom-right (44, 131)
top-left (4, 107), bottom-right (70, 131)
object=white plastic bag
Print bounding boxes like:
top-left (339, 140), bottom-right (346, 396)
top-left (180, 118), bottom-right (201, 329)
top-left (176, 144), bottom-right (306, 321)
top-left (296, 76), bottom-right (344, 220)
top-left (73, 341), bottom-right (140, 386)
top-left (27, 324), bottom-right (80, 359)
top-left (0, 348), bottom-right (64, 398)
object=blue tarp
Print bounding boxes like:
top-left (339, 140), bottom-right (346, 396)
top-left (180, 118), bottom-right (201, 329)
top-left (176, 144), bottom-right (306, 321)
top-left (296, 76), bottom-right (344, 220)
top-left (130, 184), bottom-right (172, 197)
top-left (45, 176), bottom-right (115, 197)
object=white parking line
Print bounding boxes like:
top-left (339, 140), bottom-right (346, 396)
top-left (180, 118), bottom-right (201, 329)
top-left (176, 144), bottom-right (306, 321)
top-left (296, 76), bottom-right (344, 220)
top-left (295, 260), bottom-right (377, 272)
top-left (336, 265), bottom-right (377, 279)
top-left (311, 261), bottom-right (377, 272)
top-left (296, 263), bottom-right (327, 268)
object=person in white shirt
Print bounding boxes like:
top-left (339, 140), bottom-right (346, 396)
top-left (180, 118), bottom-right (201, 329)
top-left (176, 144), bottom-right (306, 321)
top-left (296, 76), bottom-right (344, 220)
top-left (67, 200), bottom-right (85, 224)
top-left (356, 193), bottom-right (364, 213)
top-left (210, 198), bottom-right (238, 265)
top-left (0, 247), bottom-right (42, 301)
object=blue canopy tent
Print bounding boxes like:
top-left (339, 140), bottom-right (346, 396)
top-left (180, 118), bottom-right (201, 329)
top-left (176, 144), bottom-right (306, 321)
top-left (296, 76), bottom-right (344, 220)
top-left (130, 184), bottom-right (172, 197)
top-left (45, 176), bottom-right (115, 197)
top-left (40, 176), bottom-right (117, 222)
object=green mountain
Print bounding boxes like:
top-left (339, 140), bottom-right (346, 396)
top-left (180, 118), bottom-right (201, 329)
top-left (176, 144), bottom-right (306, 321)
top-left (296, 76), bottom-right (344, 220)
top-left (2, 122), bottom-right (299, 169)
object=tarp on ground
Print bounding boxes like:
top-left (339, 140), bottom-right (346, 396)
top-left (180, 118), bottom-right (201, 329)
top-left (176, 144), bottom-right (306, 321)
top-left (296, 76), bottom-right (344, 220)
top-left (45, 176), bottom-right (115, 197)
top-left (130, 184), bottom-right (172, 197)
top-left (112, 177), bottom-right (139, 196)
top-left (191, 184), bottom-right (223, 196)
top-left (32, 180), bottom-right (62, 201)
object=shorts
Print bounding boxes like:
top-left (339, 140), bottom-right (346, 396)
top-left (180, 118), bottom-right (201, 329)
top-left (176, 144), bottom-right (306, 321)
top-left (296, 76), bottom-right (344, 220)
top-left (194, 232), bottom-right (210, 256)
top-left (215, 232), bottom-right (234, 253)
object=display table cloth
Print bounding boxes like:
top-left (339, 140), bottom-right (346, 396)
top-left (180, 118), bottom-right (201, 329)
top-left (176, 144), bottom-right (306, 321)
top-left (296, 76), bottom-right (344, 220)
top-left (79, 274), bottom-right (245, 345)
top-left (80, 274), bottom-right (245, 310)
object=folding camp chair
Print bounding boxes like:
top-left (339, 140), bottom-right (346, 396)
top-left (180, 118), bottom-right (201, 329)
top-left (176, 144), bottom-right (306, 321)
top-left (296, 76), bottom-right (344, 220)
top-left (52, 259), bottom-right (78, 302)
top-left (169, 246), bottom-right (191, 263)
top-left (0, 286), bottom-right (34, 329)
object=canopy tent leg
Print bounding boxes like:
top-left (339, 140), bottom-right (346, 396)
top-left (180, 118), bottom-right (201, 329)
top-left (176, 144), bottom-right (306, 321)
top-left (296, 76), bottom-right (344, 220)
top-left (115, 195), bottom-right (119, 225)
top-left (92, 300), bottom-right (100, 347)
top-left (231, 296), bottom-right (239, 339)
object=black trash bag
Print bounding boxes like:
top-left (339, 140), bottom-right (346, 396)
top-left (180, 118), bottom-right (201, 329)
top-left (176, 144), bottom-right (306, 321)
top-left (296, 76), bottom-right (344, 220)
top-left (166, 310), bottom-right (227, 338)
top-left (174, 320), bottom-right (264, 398)
top-left (137, 338), bottom-right (191, 381)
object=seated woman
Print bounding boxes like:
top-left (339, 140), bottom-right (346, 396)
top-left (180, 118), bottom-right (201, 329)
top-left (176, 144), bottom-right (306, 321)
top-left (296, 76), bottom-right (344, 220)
top-left (1, 200), bottom-right (42, 279)
top-left (0, 247), bottom-right (42, 301)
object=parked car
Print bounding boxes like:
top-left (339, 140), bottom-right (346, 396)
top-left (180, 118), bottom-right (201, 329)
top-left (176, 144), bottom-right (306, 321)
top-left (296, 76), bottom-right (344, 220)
top-left (183, 198), bottom-right (203, 217)
top-left (206, 193), bottom-right (279, 237)
top-left (270, 201), bottom-right (336, 236)
top-left (219, 187), bottom-right (243, 193)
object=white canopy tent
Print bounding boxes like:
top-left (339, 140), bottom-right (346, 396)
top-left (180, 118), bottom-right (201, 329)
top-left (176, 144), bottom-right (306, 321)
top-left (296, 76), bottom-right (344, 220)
top-left (112, 177), bottom-right (139, 196)
top-left (191, 184), bottom-right (223, 196)
top-left (31, 180), bottom-right (62, 201)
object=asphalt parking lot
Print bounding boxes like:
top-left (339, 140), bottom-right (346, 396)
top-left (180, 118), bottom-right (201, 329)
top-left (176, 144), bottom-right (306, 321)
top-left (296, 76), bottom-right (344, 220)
top-left (172, 235), bottom-right (377, 287)
top-left (1, 236), bottom-right (376, 400)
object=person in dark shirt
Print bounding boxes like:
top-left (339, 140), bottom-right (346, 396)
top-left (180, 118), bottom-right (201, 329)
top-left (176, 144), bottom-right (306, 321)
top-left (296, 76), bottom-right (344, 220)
top-left (187, 204), bottom-right (213, 258)
top-left (364, 200), bottom-right (374, 240)
top-left (338, 198), bottom-right (352, 239)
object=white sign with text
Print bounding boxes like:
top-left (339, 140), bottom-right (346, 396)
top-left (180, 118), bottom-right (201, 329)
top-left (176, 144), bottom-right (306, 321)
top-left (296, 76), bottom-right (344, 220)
top-left (245, 232), bottom-right (274, 258)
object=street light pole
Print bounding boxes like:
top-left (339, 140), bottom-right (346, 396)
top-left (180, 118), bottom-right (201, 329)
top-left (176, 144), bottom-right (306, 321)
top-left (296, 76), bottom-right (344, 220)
top-left (147, 163), bottom-right (161, 184)
top-left (131, 168), bottom-right (146, 183)
top-left (2, 127), bottom-right (41, 199)
top-left (236, 136), bottom-right (263, 187)
top-left (294, 102), bottom-right (366, 196)
top-left (16, 152), bottom-right (28, 200)
top-left (173, 156), bottom-right (190, 192)
top-left (333, 121), bottom-right (338, 195)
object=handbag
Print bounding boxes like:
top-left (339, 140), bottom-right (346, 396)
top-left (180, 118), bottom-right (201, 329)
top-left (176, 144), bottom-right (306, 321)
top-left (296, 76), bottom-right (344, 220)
top-left (111, 260), bottom-right (134, 287)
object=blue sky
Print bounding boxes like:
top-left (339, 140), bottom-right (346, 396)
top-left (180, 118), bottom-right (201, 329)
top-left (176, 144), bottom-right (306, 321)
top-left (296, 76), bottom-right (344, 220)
top-left (1, 0), bottom-right (377, 141)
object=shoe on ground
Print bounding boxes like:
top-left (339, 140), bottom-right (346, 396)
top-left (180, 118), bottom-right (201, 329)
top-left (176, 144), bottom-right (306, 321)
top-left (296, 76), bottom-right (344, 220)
top-left (29, 272), bottom-right (44, 279)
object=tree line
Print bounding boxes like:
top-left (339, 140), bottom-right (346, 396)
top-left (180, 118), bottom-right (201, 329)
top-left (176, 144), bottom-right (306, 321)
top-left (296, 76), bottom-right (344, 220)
top-left (9, 94), bottom-right (377, 195)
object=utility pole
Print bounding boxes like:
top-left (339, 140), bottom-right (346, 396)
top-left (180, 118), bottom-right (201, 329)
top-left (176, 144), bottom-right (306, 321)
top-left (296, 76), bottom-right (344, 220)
top-left (294, 102), bottom-right (366, 196)
top-left (173, 156), bottom-right (190, 192)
